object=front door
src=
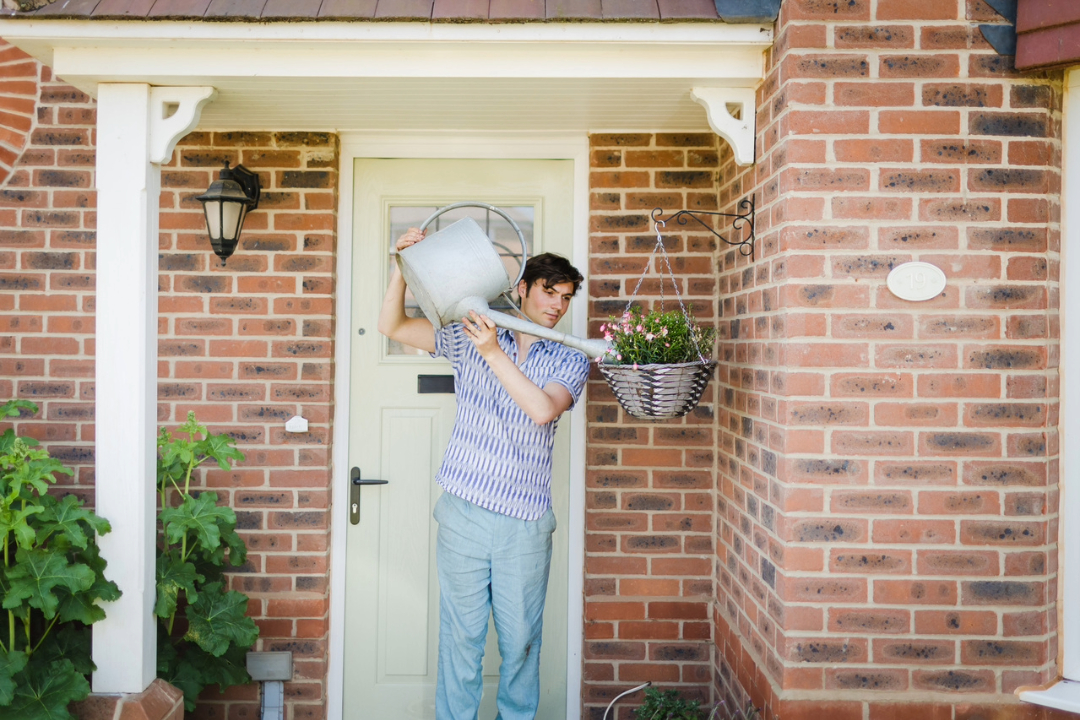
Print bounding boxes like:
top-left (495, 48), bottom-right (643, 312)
top-left (344, 158), bottom-right (576, 720)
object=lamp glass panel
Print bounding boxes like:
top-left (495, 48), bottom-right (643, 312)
top-left (221, 201), bottom-right (244, 241)
top-left (203, 200), bottom-right (223, 239)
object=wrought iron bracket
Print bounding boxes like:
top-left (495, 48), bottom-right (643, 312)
top-left (652, 195), bottom-right (756, 261)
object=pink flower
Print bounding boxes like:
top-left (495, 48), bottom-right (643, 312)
top-left (661, 327), bottom-right (669, 336)
top-left (604, 333), bottom-right (613, 341)
top-left (633, 363), bottom-right (639, 370)
top-left (600, 323), bottom-right (607, 332)
top-left (646, 333), bottom-right (654, 341)
top-left (616, 354), bottom-right (623, 361)
top-left (636, 325), bottom-right (643, 332)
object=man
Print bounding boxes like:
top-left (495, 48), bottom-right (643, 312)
top-left (377, 225), bottom-right (591, 720)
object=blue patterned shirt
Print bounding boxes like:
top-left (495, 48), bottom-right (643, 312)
top-left (432, 323), bottom-right (591, 521)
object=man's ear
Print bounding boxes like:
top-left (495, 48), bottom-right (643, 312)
top-left (517, 279), bottom-right (529, 298)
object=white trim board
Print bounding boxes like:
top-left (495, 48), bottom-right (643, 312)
top-left (329, 131), bottom-right (590, 720)
top-left (1025, 66), bottom-right (1080, 715)
top-left (1059, 67), bottom-right (1080, 685)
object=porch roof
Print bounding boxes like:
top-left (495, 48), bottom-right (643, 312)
top-left (0, 19), bottom-right (771, 137)
top-left (4, 0), bottom-right (777, 24)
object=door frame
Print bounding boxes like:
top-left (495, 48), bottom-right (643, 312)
top-left (329, 132), bottom-right (591, 720)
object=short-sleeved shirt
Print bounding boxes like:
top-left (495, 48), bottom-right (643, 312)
top-left (432, 323), bottom-right (591, 521)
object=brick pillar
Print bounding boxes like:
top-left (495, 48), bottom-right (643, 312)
top-left (584, 132), bottom-right (721, 719)
top-left (711, 0), bottom-right (1065, 717)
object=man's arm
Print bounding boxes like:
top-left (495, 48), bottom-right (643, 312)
top-left (377, 228), bottom-right (436, 354)
top-left (463, 311), bottom-right (573, 425)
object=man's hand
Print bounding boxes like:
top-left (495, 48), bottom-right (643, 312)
top-left (377, 226), bottom-right (435, 353)
top-left (396, 227), bottom-right (425, 252)
top-left (463, 311), bottom-right (502, 360)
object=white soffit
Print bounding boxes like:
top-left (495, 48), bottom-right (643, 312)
top-left (0, 20), bottom-right (771, 132)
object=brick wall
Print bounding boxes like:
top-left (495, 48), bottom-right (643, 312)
top-left (0, 44), bottom-right (339, 718)
top-left (709, 1), bottom-right (1067, 718)
top-left (584, 132), bottom-right (723, 719)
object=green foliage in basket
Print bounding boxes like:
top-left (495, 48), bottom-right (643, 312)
top-left (0, 399), bottom-right (119, 720)
top-left (634, 686), bottom-right (704, 720)
top-left (601, 307), bottom-right (716, 366)
top-left (156, 412), bottom-right (259, 711)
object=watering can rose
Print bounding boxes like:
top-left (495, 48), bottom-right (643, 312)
top-left (599, 307), bottom-right (716, 366)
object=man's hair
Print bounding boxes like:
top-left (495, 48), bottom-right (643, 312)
top-left (519, 252), bottom-right (584, 296)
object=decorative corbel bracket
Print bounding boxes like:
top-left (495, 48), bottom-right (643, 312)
top-left (148, 86), bottom-right (217, 164)
top-left (691, 87), bottom-right (756, 167)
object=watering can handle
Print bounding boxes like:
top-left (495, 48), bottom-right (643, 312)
top-left (418, 202), bottom-right (529, 291)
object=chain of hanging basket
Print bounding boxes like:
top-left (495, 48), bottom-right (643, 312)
top-left (597, 220), bottom-right (717, 421)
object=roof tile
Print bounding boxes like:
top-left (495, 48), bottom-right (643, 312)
top-left (373, 0), bottom-right (433, 19)
top-left (432, 0), bottom-right (487, 19)
top-left (92, 0), bottom-right (154, 14)
top-left (317, 0), bottom-right (377, 17)
top-left (205, 0), bottom-right (267, 17)
top-left (488, 0), bottom-right (542, 20)
top-left (147, 0), bottom-right (212, 16)
top-left (33, 0), bottom-right (102, 15)
top-left (656, 0), bottom-right (714, 19)
top-left (601, 0), bottom-right (657, 19)
top-left (262, 0), bottom-right (321, 17)
top-left (546, 0), bottom-right (600, 19)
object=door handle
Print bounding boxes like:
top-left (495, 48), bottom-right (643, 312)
top-left (350, 467), bottom-right (388, 525)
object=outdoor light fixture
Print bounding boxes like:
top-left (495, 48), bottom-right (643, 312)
top-left (196, 161), bottom-right (260, 265)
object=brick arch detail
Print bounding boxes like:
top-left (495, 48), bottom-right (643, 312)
top-left (0, 38), bottom-right (41, 188)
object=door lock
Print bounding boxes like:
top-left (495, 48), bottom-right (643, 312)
top-left (349, 467), bottom-right (388, 525)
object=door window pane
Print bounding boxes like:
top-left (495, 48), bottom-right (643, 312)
top-left (385, 204), bottom-right (534, 357)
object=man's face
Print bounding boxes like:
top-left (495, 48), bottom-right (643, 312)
top-left (518, 279), bottom-right (575, 329)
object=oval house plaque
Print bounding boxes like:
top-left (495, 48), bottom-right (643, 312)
top-left (886, 261), bottom-right (946, 302)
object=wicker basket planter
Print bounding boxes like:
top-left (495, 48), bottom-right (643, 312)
top-left (598, 360), bottom-right (717, 420)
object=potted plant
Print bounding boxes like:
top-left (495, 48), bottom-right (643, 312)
top-left (596, 306), bottom-right (717, 420)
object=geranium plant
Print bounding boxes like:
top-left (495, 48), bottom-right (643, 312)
top-left (0, 399), bottom-right (119, 720)
top-left (155, 412), bottom-right (259, 711)
top-left (600, 307), bottom-right (716, 366)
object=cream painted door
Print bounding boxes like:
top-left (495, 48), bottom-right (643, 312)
top-left (345, 159), bottom-right (575, 720)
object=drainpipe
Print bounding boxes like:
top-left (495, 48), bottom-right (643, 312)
top-left (246, 651), bottom-right (293, 720)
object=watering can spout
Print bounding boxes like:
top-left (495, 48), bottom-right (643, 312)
top-left (397, 210), bottom-right (612, 359)
top-left (452, 295), bottom-right (610, 359)
top-left (486, 309), bottom-right (611, 360)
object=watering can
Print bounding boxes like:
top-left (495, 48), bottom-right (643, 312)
top-left (396, 202), bottom-right (611, 359)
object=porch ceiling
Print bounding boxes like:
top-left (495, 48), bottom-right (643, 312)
top-left (0, 20), bottom-right (771, 131)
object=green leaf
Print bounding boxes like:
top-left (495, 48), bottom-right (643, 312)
top-left (0, 650), bottom-right (28, 706)
top-left (33, 624), bottom-right (94, 677)
top-left (164, 654), bottom-right (206, 713)
top-left (7, 658), bottom-right (89, 720)
top-left (0, 504), bottom-right (46, 551)
top-left (199, 434), bottom-right (245, 471)
top-left (160, 493), bottom-right (235, 556)
top-left (194, 642), bottom-right (250, 691)
top-left (155, 555), bottom-right (202, 619)
top-left (3, 548), bottom-right (95, 619)
top-left (36, 495), bottom-right (110, 551)
top-left (183, 582), bottom-right (259, 657)
top-left (0, 399), bottom-right (36, 420)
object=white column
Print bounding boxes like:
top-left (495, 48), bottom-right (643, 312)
top-left (92, 82), bottom-right (158, 694)
top-left (92, 83), bottom-right (215, 693)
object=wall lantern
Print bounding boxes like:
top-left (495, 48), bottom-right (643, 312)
top-left (196, 161), bottom-right (261, 265)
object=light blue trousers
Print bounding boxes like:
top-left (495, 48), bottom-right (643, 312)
top-left (434, 491), bottom-right (556, 720)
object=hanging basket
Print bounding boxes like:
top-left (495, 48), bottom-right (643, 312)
top-left (597, 216), bottom-right (718, 421)
top-left (599, 360), bottom-right (717, 420)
